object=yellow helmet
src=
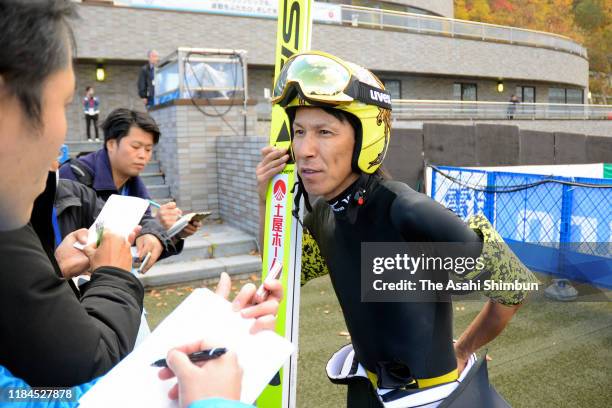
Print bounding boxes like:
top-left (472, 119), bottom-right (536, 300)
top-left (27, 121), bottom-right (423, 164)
top-left (272, 51), bottom-right (392, 174)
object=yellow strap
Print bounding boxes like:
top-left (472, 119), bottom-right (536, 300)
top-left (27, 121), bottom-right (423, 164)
top-left (416, 368), bottom-right (458, 388)
top-left (366, 368), bottom-right (458, 390)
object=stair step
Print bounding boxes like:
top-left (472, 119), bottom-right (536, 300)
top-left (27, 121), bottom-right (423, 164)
top-left (65, 141), bottom-right (103, 157)
top-left (154, 197), bottom-right (174, 205)
top-left (140, 254), bottom-right (261, 287)
top-left (141, 172), bottom-right (165, 185)
top-left (145, 161), bottom-right (161, 173)
top-left (147, 184), bottom-right (171, 199)
top-left (158, 225), bottom-right (257, 264)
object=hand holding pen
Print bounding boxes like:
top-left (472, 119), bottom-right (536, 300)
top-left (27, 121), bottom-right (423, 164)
top-left (158, 340), bottom-right (242, 407)
top-left (152, 200), bottom-right (183, 231)
top-left (254, 261), bottom-right (282, 304)
top-left (152, 347), bottom-right (227, 368)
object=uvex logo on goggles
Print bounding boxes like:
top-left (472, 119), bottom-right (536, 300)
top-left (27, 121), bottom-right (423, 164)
top-left (370, 90), bottom-right (391, 105)
top-left (356, 82), bottom-right (392, 110)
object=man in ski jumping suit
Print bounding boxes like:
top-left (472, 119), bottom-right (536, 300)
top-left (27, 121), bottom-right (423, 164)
top-left (256, 51), bottom-right (539, 408)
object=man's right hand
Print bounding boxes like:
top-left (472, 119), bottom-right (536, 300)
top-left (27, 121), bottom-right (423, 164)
top-left (158, 339), bottom-right (243, 408)
top-left (156, 202), bottom-right (182, 230)
top-left (84, 227), bottom-right (140, 272)
top-left (142, 98), bottom-right (149, 106)
top-left (255, 146), bottom-right (289, 204)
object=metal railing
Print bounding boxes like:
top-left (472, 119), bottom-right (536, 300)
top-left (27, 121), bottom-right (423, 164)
top-left (340, 5), bottom-right (587, 58)
top-left (392, 100), bottom-right (612, 120)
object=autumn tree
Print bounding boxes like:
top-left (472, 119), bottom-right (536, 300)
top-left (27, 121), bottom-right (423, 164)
top-left (454, 0), bottom-right (611, 103)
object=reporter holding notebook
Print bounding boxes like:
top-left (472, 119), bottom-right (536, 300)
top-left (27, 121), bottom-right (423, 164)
top-left (0, 2), bottom-right (281, 405)
top-left (0, 0), bottom-right (146, 387)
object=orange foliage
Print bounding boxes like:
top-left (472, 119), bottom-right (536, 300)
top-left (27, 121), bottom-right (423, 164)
top-left (455, 0), bottom-right (611, 103)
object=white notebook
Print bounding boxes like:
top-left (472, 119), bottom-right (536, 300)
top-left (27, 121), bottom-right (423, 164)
top-left (166, 212), bottom-right (211, 238)
top-left (78, 288), bottom-right (295, 407)
top-left (73, 194), bottom-right (149, 250)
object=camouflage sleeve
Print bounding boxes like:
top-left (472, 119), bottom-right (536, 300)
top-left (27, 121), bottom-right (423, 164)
top-left (461, 214), bottom-right (540, 305)
top-left (301, 228), bottom-right (330, 285)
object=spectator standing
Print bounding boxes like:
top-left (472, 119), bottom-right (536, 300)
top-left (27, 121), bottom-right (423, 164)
top-left (83, 86), bottom-right (100, 141)
top-left (138, 50), bottom-right (159, 108)
top-left (507, 94), bottom-right (520, 119)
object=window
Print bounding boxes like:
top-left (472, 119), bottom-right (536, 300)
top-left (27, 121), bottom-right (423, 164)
top-left (516, 86), bottom-right (536, 103)
top-left (566, 89), bottom-right (583, 104)
top-left (382, 79), bottom-right (401, 100)
top-left (549, 88), bottom-right (566, 104)
top-left (453, 83), bottom-right (477, 101)
top-left (549, 87), bottom-right (584, 104)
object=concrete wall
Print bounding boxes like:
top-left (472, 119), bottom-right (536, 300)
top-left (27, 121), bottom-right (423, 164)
top-left (384, 123), bottom-right (612, 189)
top-left (519, 130), bottom-right (555, 165)
top-left (395, 120), bottom-right (612, 138)
top-left (586, 136), bottom-right (612, 163)
top-left (149, 101), bottom-right (257, 214)
top-left (71, 3), bottom-right (588, 87)
top-left (384, 128), bottom-right (423, 189)
top-left (216, 136), bottom-right (267, 237)
top-left (554, 132), bottom-right (587, 164)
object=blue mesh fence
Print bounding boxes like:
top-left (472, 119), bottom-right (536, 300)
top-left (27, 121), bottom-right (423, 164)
top-left (429, 165), bottom-right (612, 288)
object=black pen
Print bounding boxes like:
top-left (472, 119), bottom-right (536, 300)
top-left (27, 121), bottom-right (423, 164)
top-left (151, 347), bottom-right (228, 368)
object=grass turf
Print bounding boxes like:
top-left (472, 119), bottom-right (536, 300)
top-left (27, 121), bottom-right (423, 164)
top-left (144, 276), bottom-right (612, 408)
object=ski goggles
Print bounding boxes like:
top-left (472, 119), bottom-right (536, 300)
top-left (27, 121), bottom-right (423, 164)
top-left (272, 51), bottom-right (392, 110)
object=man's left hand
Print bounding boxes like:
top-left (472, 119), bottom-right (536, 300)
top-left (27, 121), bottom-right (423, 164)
top-left (135, 233), bottom-right (164, 273)
top-left (454, 343), bottom-right (492, 375)
top-left (55, 228), bottom-right (91, 279)
top-left (454, 344), bottom-right (471, 375)
top-left (215, 272), bottom-right (283, 334)
top-left (178, 221), bottom-right (202, 239)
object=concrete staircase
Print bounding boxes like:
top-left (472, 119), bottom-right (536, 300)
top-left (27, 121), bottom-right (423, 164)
top-left (140, 224), bottom-right (262, 288)
top-left (65, 140), bottom-right (103, 156)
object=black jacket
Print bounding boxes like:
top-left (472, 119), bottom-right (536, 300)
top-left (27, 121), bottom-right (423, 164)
top-left (34, 172), bottom-right (179, 261)
top-left (56, 178), bottom-right (178, 260)
top-left (0, 225), bottom-right (143, 387)
top-left (137, 63), bottom-right (155, 103)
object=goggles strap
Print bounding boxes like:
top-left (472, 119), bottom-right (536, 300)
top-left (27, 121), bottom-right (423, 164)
top-left (345, 80), bottom-right (392, 110)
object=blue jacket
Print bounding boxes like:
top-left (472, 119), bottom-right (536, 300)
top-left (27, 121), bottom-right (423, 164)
top-left (59, 149), bottom-right (151, 203)
top-left (189, 399), bottom-right (253, 408)
top-left (83, 96), bottom-right (100, 115)
top-left (0, 365), bottom-right (98, 408)
top-left (0, 365), bottom-right (251, 408)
